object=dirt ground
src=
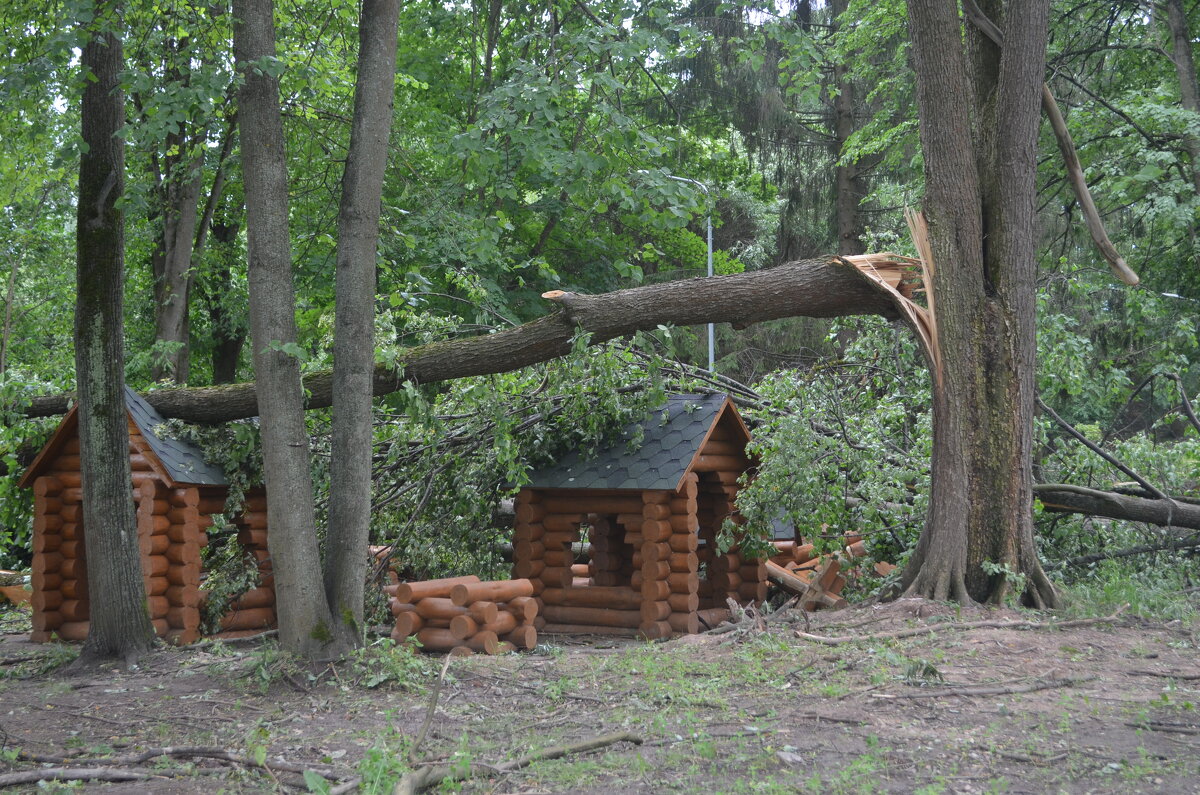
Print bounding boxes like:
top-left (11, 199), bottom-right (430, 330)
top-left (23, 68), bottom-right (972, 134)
top-left (1, 598), bottom-right (1198, 794)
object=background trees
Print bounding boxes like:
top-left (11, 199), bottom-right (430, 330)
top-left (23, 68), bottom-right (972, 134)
top-left (0, 0), bottom-right (1196, 656)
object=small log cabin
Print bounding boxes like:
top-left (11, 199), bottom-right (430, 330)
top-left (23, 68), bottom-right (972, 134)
top-left (19, 387), bottom-right (275, 645)
top-left (512, 393), bottom-right (765, 639)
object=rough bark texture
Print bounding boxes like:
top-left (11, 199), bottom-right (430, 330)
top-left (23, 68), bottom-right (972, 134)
top-left (74, 1), bottom-right (156, 663)
top-left (1165, 0), bottom-right (1200, 198)
top-left (1036, 485), bottom-right (1200, 531)
top-left (830, 0), bottom-right (871, 257)
top-left (324, 0), bottom-right (401, 647)
top-left (233, 0), bottom-right (340, 659)
top-left (25, 258), bottom-right (894, 422)
top-left (150, 143), bottom-right (203, 384)
top-left (901, 0), bottom-right (1058, 607)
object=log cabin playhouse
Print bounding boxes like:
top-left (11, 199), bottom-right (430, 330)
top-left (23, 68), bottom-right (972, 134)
top-left (20, 387), bottom-right (275, 644)
top-left (512, 393), bottom-right (766, 639)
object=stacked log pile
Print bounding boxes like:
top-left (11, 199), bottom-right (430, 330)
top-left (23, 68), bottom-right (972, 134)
top-left (30, 462), bottom-right (79, 643)
top-left (388, 575), bottom-right (538, 655)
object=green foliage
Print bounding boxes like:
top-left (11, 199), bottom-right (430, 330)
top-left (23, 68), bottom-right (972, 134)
top-left (347, 637), bottom-right (431, 690)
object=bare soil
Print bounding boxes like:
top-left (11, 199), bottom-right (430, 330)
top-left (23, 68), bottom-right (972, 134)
top-left (1, 598), bottom-right (1198, 794)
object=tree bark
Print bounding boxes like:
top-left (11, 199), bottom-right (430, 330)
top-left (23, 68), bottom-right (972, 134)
top-left (1036, 484), bottom-right (1200, 531)
top-left (233, 0), bottom-right (341, 659)
top-left (901, 0), bottom-right (1058, 607)
top-left (24, 258), bottom-right (895, 422)
top-left (74, 0), bottom-right (156, 663)
top-left (1164, 0), bottom-right (1200, 198)
top-left (324, 0), bottom-right (401, 648)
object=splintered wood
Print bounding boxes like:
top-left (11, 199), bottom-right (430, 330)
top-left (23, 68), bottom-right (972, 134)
top-left (765, 534), bottom-right (886, 612)
top-left (388, 576), bottom-right (539, 656)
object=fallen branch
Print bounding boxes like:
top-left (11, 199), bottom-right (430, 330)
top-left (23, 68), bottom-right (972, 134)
top-left (1035, 484), bottom-right (1200, 533)
top-left (1064, 533), bottom-right (1200, 566)
top-left (408, 654), bottom-right (453, 765)
top-left (1126, 721), bottom-right (1200, 736)
top-left (794, 609), bottom-right (1127, 645)
top-left (12, 745), bottom-right (342, 781)
top-left (392, 732), bottom-right (643, 794)
top-left (0, 767), bottom-right (177, 787)
top-left (872, 675), bottom-right (1096, 700)
top-left (1128, 669), bottom-right (1200, 681)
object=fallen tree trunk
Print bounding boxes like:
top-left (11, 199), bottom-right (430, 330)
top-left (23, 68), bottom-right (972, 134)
top-left (1066, 535), bottom-right (1200, 567)
top-left (26, 258), bottom-right (893, 423)
top-left (1034, 484), bottom-right (1200, 531)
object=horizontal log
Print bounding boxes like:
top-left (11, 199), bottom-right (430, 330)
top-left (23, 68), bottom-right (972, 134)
top-left (393, 612), bottom-right (425, 638)
top-left (60, 577), bottom-right (86, 600)
top-left (33, 531), bottom-right (61, 554)
top-left (219, 607), bottom-right (275, 632)
top-left (451, 579), bottom-right (534, 606)
top-left (505, 625), bottom-right (537, 650)
top-left (640, 600), bottom-right (670, 622)
top-left (32, 588), bottom-right (63, 612)
top-left (696, 607), bottom-right (731, 628)
top-left (165, 627), bottom-right (201, 645)
top-left (166, 604), bottom-right (200, 628)
top-left (541, 605), bottom-right (642, 628)
top-left (512, 558), bottom-right (545, 579)
top-left (146, 576), bottom-right (169, 596)
top-left (229, 586), bottom-right (275, 611)
top-left (668, 497), bottom-right (697, 515)
top-left (414, 597), bottom-right (498, 624)
top-left (33, 476), bottom-right (63, 497)
top-left (669, 515), bottom-right (700, 534)
top-left (416, 628), bottom-right (500, 654)
top-left (237, 528), bottom-right (269, 549)
top-left (638, 620), bottom-right (672, 640)
top-left (394, 575), bottom-right (481, 603)
top-left (699, 440), bottom-right (746, 457)
top-left (507, 596), bottom-right (539, 623)
top-left (58, 599), bottom-right (87, 622)
top-left (55, 621), bottom-right (90, 642)
top-left (454, 611), bottom-right (517, 639)
top-left (539, 623), bottom-right (640, 636)
top-left (515, 503), bottom-right (546, 523)
top-left (541, 586), bottom-right (642, 610)
top-left (543, 497), bottom-right (645, 515)
top-left (668, 592), bottom-right (700, 613)
top-left (667, 572), bottom-right (699, 594)
top-left (542, 514), bottom-right (583, 533)
top-left (667, 612), bottom-right (699, 634)
top-left (692, 455), bottom-right (750, 472)
top-left (766, 561), bottom-right (812, 597)
top-left (669, 552), bottom-right (699, 572)
top-left (1034, 484), bottom-right (1200, 531)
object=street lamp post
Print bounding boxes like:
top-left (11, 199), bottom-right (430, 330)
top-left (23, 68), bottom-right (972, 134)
top-left (638, 171), bottom-right (714, 372)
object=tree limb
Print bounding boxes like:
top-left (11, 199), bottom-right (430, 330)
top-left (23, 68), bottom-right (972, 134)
top-left (25, 259), bottom-right (895, 423)
top-left (1035, 483), bottom-right (1200, 530)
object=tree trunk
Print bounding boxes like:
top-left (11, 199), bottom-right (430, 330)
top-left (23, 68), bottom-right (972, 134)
top-left (24, 258), bottom-right (896, 422)
top-left (203, 217), bottom-right (246, 385)
top-left (150, 143), bottom-right (204, 384)
top-left (233, 0), bottom-right (341, 659)
top-left (74, 0), bottom-right (156, 664)
top-left (1164, 0), bottom-right (1200, 198)
top-left (831, 0), bottom-right (867, 257)
top-left (901, 0), bottom-right (1058, 607)
top-left (1036, 484), bottom-right (1200, 531)
top-left (324, 0), bottom-right (401, 648)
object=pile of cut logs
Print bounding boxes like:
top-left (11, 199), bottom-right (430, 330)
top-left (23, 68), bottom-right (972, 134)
top-left (765, 535), bottom-right (893, 611)
top-left (388, 575), bottom-right (538, 656)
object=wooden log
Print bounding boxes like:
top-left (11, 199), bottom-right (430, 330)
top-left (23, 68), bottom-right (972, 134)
top-left (165, 544), bottom-right (199, 566)
top-left (32, 589), bottom-right (63, 612)
top-left (692, 454), bottom-right (749, 472)
top-left (505, 595), bottom-right (539, 623)
top-left (667, 612), bottom-right (700, 634)
top-left (571, 577), bottom-right (592, 588)
top-left (31, 610), bottom-right (62, 633)
top-left (460, 611), bottom-right (517, 638)
top-left (54, 474), bottom-right (84, 492)
top-left (166, 605), bottom-right (199, 629)
top-left (414, 597), bottom-right (498, 624)
top-left (699, 439), bottom-right (746, 457)
top-left (642, 503), bottom-right (671, 521)
top-left (169, 488), bottom-right (200, 509)
top-left (669, 515), bottom-right (700, 534)
top-left (55, 621), bottom-right (90, 642)
top-left (389, 599), bottom-right (415, 615)
top-left (514, 502), bottom-right (546, 524)
top-left (640, 561), bottom-right (670, 581)
top-left (33, 530), bottom-right (61, 554)
top-left (739, 561), bottom-right (766, 583)
top-left (739, 581), bottom-right (767, 603)
top-left (845, 540), bottom-right (868, 558)
top-left (669, 552), bottom-right (699, 572)
top-left (416, 628), bottom-right (500, 654)
top-left (146, 576), bottom-right (169, 596)
top-left (668, 592), bottom-right (699, 613)
top-left (33, 513), bottom-right (63, 534)
top-left (542, 514), bottom-right (583, 533)
top-left (640, 601), bottom-right (670, 622)
top-left (60, 558), bottom-right (86, 580)
top-left (32, 551), bottom-right (64, 577)
top-left (696, 607), bottom-right (731, 628)
top-left (795, 543), bottom-right (815, 564)
top-left (638, 620), bottom-right (672, 639)
top-left (668, 497), bottom-right (698, 515)
top-left (539, 623), bottom-right (639, 636)
top-left (236, 511), bottom-right (269, 530)
top-left (59, 599), bottom-right (90, 622)
top-left (570, 563), bottom-right (590, 577)
top-left (667, 572), bottom-right (699, 593)
top-left (393, 575), bottom-right (481, 604)
top-left (166, 583), bottom-right (200, 606)
top-left (166, 627), bottom-right (201, 646)
top-left (198, 495), bottom-right (228, 515)
top-left (142, 534), bottom-right (169, 556)
top-left (451, 579), bottom-right (534, 606)
top-left (393, 612), bottom-right (425, 638)
top-left (147, 595), bottom-right (169, 619)
top-left (449, 614), bottom-right (479, 640)
top-left (514, 539), bottom-right (545, 560)
top-left (229, 586), bottom-right (275, 611)
top-left (34, 476), bottom-right (64, 497)
top-left (219, 607), bottom-right (276, 632)
top-left (59, 504), bottom-right (81, 522)
top-left (642, 542), bottom-right (671, 563)
top-left (236, 527), bottom-right (269, 549)
top-left (60, 578), bottom-right (86, 600)
top-left (505, 625), bottom-right (537, 650)
top-left (541, 586), bottom-right (641, 610)
top-left (543, 548), bottom-right (574, 568)
top-left (512, 558), bottom-right (545, 579)
top-left (543, 496), bottom-right (645, 515)
top-left (540, 605), bottom-right (642, 628)
top-left (35, 572), bottom-right (61, 591)
top-left (641, 579), bottom-right (670, 601)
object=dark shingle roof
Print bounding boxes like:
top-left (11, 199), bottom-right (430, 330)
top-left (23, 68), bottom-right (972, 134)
top-left (125, 387), bottom-right (227, 487)
top-left (524, 393), bottom-right (739, 492)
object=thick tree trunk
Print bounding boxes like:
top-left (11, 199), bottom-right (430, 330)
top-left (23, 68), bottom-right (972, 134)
top-left (830, 0), bottom-right (869, 257)
top-left (74, 0), bottom-right (156, 664)
top-left (324, 0), bottom-right (401, 647)
top-left (150, 144), bottom-right (204, 384)
top-left (233, 0), bottom-right (341, 659)
top-left (1164, 0), bottom-right (1200, 198)
top-left (901, 0), bottom-right (1058, 607)
top-left (203, 218), bottom-right (246, 385)
top-left (25, 258), bottom-right (895, 422)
